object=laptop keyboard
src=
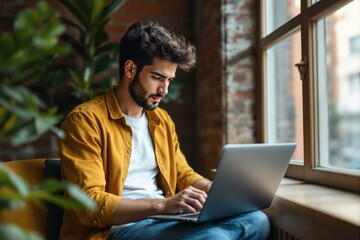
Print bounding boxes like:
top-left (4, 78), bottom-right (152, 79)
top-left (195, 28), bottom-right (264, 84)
top-left (180, 212), bottom-right (200, 218)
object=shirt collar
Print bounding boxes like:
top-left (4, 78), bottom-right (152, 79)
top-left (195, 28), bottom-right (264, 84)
top-left (105, 85), bottom-right (123, 120)
top-left (145, 109), bottom-right (161, 126)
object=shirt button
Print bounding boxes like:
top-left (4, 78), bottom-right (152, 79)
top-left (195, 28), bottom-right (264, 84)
top-left (122, 177), bottom-right (126, 182)
top-left (127, 149), bottom-right (131, 154)
top-left (127, 131), bottom-right (131, 136)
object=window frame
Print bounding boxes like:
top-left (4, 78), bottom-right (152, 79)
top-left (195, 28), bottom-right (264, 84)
top-left (257, 0), bottom-right (359, 193)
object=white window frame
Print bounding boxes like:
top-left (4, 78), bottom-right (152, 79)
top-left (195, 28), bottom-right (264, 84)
top-left (258, 0), bottom-right (359, 192)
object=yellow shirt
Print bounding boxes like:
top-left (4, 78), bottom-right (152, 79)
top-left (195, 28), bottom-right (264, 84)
top-left (59, 86), bottom-right (204, 240)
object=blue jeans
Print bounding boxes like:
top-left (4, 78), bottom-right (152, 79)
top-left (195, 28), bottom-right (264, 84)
top-left (107, 210), bottom-right (270, 240)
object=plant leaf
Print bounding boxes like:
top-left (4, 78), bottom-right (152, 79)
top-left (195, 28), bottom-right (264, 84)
top-left (33, 179), bottom-right (97, 212)
top-left (60, 33), bottom-right (90, 60)
top-left (90, 0), bottom-right (105, 23)
top-left (0, 223), bottom-right (43, 240)
top-left (101, 0), bottom-right (127, 20)
top-left (65, 183), bottom-right (98, 212)
top-left (59, 0), bottom-right (88, 27)
top-left (59, 17), bottom-right (83, 33)
top-left (0, 163), bottom-right (29, 197)
top-left (0, 86), bottom-right (64, 146)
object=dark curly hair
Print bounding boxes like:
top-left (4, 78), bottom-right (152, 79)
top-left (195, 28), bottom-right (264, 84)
top-left (118, 21), bottom-right (196, 80)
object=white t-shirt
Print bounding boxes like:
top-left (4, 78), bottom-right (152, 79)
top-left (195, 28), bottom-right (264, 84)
top-left (121, 112), bottom-right (164, 200)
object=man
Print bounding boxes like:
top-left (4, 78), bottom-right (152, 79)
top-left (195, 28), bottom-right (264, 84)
top-left (59, 21), bottom-right (270, 240)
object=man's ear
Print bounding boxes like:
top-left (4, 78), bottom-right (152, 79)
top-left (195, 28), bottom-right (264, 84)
top-left (124, 60), bottom-right (136, 79)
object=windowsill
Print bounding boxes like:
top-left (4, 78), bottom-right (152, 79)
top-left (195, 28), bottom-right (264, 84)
top-left (264, 178), bottom-right (360, 240)
top-left (275, 178), bottom-right (359, 226)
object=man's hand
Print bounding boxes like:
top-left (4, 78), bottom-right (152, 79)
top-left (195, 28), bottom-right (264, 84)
top-left (112, 181), bottom-right (212, 225)
top-left (161, 186), bottom-right (207, 214)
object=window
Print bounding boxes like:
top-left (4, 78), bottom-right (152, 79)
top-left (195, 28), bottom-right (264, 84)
top-left (259, 0), bottom-right (360, 192)
top-left (266, 32), bottom-right (304, 163)
top-left (350, 35), bottom-right (360, 55)
top-left (265, 0), bottom-right (300, 35)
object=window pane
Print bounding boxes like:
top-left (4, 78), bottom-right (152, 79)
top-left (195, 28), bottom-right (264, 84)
top-left (266, 31), bottom-right (303, 162)
top-left (317, 0), bottom-right (360, 171)
top-left (311, 0), bottom-right (321, 4)
top-left (265, 0), bottom-right (300, 35)
top-left (350, 35), bottom-right (360, 55)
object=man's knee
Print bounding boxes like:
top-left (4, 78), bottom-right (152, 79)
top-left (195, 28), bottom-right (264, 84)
top-left (242, 210), bottom-right (270, 240)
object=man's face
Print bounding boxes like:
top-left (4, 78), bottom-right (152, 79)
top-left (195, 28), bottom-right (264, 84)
top-left (129, 58), bottom-right (177, 110)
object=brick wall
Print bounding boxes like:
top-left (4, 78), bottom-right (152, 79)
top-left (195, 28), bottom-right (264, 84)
top-left (194, 0), bottom-right (257, 177)
top-left (194, 0), bottom-right (224, 176)
top-left (0, 0), bottom-right (258, 178)
top-left (222, 0), bottom-right (257, 144)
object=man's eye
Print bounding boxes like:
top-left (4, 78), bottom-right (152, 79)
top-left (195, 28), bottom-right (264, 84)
top-left (152, 75), bottom-right (161, 80)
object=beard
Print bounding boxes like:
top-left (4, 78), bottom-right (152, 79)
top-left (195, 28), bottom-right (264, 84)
top-left (129, 73), bottom-right (164, 110)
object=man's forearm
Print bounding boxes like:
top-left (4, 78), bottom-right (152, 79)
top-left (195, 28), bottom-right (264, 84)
top-left (112, 198), bottom-right (164, 225)
top-left (192, 179), bottom-right (212, 193)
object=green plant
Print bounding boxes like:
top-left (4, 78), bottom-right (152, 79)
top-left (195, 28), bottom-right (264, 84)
top-left (0, 162), bottom-right (97, 240)
top-left (0, 2), bottom-right (97, 239)
top-left (43, 0), bottom-right (125, 112)
top-left (0, 1), bottom-right (68, 146)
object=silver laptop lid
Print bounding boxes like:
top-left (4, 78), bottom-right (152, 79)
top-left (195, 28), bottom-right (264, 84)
top-left (198, 143), bottom-right (296, 222)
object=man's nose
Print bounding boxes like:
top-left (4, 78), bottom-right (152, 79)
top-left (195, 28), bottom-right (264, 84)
top-left (158, 83), bottom-right (168, 95)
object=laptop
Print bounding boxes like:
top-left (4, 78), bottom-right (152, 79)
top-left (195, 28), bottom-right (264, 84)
top-left (149, 143), bottom-right (296, 222)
